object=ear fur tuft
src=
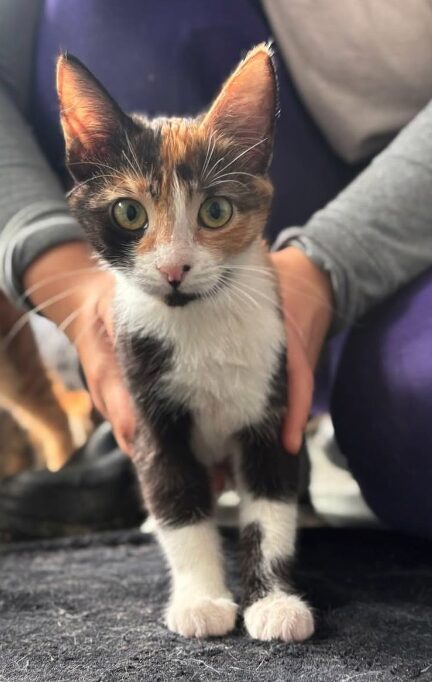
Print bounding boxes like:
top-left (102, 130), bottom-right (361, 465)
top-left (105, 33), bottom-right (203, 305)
top-left (203, 42), bottom-right (278, 172)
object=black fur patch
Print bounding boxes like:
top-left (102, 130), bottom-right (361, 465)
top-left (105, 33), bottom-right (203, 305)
top-left (238, 348), bottom-right (298, 500)
top-left (165, 291), bottom-right (200, 307)
top-left (77, 204), bottom-right (140, 270)
top-left (118, 334), bottom-right (212, 527)
top-left (239, 425), bottom-right (298, 500)
top-left (129, 122), bottom-right (163, 176)
top-left (268, 344), bottom-right (289, 411)
top-left (135, 412), bottom-right (212, 527)
top-left (68, 119), bottom-right (162, 269)
top-left (176, 162), bottom-right (194, 183)
top-left (241, 522), bottom-right (270, 608)
top-left (241, 522), bottom-right (297, 609)
top-left (121, 335), bottom-right (172, 404)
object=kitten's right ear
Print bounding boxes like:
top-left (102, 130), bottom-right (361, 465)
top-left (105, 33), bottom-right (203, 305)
top-left (202, 43), bottom-right (278, 174)
top-left (57, 54), bottom-right (127, 177)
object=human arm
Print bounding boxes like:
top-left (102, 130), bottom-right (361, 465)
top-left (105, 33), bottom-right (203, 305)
top-left (273, 100), bottom-right (432, 452)
top-left (263, 0), bottom-right (432, 162)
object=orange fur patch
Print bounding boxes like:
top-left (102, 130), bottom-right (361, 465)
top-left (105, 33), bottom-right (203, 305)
top-left (196, 206), bottom-right (270, 257)
top-left (96, 174), bottom-right (150, 205)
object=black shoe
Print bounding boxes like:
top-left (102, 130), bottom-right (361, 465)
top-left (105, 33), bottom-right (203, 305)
top-left (0, 423), bottom-right (145, 541)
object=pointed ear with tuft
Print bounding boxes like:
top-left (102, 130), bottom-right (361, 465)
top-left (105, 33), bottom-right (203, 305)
top-left (203, 43), bottom-right (278, 174)
top-left (56, 54), bottom-right (129, 181)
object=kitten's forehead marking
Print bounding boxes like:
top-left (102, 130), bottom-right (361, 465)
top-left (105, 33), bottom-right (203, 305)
top-left (159, 119), bottom-right (205, 189)
top-left (132, 120), bottom-right (205, 255)
top-left (96, 175), bottom-right (150, 205)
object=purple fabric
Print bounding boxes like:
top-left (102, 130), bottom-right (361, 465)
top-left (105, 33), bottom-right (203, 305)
top-left (32, 0), bottom-right (359, 243)
top-left (33, 0), bottom-right (432, 536)
top-left (332, 271), bottom-right (432, 537)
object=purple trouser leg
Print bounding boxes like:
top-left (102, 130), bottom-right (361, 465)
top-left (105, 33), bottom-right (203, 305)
top-left (332, 271), bottom-right (432, 538)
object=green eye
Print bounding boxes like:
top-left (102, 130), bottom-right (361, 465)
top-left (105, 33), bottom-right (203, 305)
top-left (199, 197), bottom-right (233, 229)
top-left (111, 199), bottom-right (148, 231)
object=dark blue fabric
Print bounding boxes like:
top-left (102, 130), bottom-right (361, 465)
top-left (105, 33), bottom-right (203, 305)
top-left (32, 0), bottom-right (359, 243)
top-left (332, 271), bottom-right (432, 538)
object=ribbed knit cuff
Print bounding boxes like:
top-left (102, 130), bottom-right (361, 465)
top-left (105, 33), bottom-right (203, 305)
top-left (0, 200), bottom-right (85, 309)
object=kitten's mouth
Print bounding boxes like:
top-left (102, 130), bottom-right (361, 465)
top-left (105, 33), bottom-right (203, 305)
top-left (165, 290), bottom-right (200, 307)
top-left (164, 269), bottom-right (232, 308)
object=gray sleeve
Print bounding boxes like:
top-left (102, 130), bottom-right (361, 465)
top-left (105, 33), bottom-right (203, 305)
top-left (274, 100), bottom-right (432, 329)
top-left (0, 0), bottom-right (84, 309)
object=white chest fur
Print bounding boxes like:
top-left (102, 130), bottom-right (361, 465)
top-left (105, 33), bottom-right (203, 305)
top-left (114, 252), bottom-right (286, 464)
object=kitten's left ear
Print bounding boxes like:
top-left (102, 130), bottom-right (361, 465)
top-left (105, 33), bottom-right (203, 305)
top-left (57, 54), bottom-right (128, 174)
top-left (203, 43), bottom-right (278, 174)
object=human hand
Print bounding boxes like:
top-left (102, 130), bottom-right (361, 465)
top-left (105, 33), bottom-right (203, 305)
top-left (23, 242), bottom-right (136, 454)
top-left (270, 247), bottom-right (334, 454)
top-left (24, 241), bottom-right (332, 457)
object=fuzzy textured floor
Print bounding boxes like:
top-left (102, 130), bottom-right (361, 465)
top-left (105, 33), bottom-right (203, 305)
top-left (1, 528), bottom-right (431, 682)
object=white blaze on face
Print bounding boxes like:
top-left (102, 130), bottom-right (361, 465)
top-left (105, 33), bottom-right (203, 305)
top-left (156, 172), bottom-right (194, 271)
top-left (137, 171), bottom-right (224, 297)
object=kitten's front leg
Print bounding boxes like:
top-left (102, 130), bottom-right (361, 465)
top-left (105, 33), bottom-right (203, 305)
top-left (236, 428), bottom-right (314, 642)
top-left (135, 423), bottom-right (237, 639)
top-left (159, 520), bottom-right (237, 638)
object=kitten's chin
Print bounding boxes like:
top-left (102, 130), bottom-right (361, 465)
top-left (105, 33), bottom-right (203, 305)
top-left (134, 284), bottom-right (201, 307)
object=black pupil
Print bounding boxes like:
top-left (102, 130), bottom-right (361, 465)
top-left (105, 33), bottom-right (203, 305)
top-left (209, 201), bottom-right (221, 220)
top-left (126, 203), bottom-right (138, 222)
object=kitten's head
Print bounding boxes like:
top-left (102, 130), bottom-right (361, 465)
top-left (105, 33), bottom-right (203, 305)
top-left (57, 44), bottom-right (278, 306)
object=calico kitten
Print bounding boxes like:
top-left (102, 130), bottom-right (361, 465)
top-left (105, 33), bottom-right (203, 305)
top-left (57, 44), bottom-right (314, 641)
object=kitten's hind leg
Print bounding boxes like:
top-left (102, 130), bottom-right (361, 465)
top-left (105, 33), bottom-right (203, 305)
top-left (236, 432), bottom-right (314, 642)
top-left (135, 426), bottom-right (237, 638)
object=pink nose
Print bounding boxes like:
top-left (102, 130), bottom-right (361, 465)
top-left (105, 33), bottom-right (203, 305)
top-left (157, 263), bottom-right (191, 288)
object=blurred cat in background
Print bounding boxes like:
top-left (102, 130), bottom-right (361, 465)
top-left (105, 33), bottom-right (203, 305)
top-left (0, 291), bottom-right (91, 478)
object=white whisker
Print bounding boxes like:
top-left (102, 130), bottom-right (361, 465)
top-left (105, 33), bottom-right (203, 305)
top-left (123, 130), bottom-right (144, 180)
top-left (206, 137), bottom-right (267, 181)
top-left (1, 284), bottom-right (89, 349)
top-left (201, 131), bottom-right (217, 180)
top-left (57, 301), bottom-right (92, 335)
top-left (68, 159), bottom-right (123, 175)
top-left (204, 179), bottom-right (249, 190)
top-left (66, 172), bottom-right (122, 197)
top-left (211, 170), bottom-right (257, 183)
top-left (71, 313), bottom-right (105, 349)
top-left (16, 266), bottom-right (100, 309)
top-left (204, 154), bottom-right (227, 182)
top-left (225, 280), bottom-right (261, 311)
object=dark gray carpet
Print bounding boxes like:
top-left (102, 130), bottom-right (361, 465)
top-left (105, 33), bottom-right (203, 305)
top-left (0, 528), bottom-right (431, 682)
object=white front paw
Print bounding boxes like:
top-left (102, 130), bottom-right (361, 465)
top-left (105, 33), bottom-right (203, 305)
top-left (166, 596), bottom-right (238, 638)
top-left (244, 591), bottom-right (314, 642)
